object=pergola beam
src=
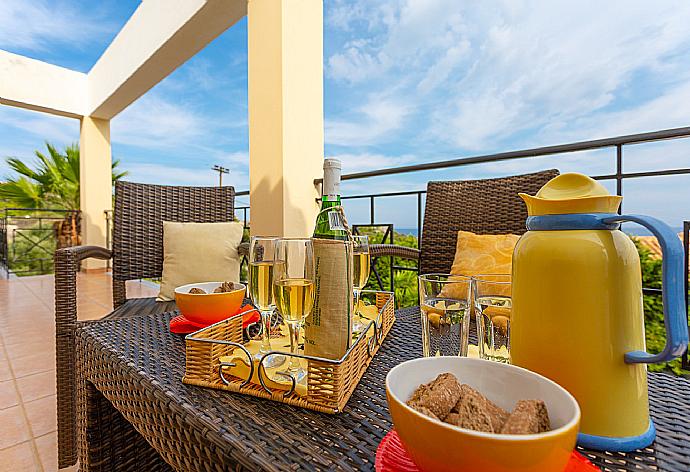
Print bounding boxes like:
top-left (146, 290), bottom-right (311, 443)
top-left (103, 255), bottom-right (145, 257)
top-left (0, 50), bottom-right (86, 118)
top-left (88, 0), bottom-right (247, 119)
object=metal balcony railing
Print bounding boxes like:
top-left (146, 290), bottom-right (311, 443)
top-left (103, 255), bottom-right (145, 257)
top-left (1, 208), bottom-right (80, 277)
top-left (238, 125), bottom-right (690, 369)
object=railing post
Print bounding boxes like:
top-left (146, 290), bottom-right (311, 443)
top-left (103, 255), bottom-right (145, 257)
top-left (417, 192), bottom-right (423, 247)
top-left (369, 196), bottom-right (375, 225)
top-left (616, 144), bottom-right (623, 214)
top-left (681, 221), bottom-right (690, 370)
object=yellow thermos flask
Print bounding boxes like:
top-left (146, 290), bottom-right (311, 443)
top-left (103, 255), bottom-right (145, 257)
top-left (511, 173), bottom-right (688, 452)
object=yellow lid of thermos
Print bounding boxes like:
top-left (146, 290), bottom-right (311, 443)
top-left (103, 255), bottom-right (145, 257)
top-left (519, 173), bottom-right (622, 216)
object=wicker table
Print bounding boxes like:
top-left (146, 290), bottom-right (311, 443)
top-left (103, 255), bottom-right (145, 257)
top-left (75, 307), bottom-right (690, 472)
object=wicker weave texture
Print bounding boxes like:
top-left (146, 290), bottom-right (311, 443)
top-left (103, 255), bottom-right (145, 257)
top-left (418, 170), bottom-right (559, 274)
top-left (75, 307), bottom-right (690, 472)
top-left (54, 245), bottom-right (111, 468)
top-left (55, 181), bottom-right (236, 468)
top-left (112, 181), bottom-right (236, 298)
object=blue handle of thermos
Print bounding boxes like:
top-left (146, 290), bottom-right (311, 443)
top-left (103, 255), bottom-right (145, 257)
top-left (601, 214), bottom-right (689, 363)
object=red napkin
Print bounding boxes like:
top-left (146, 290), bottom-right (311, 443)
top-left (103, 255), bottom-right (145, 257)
top-left (169, 304), bottom-right (260, 334)
top-left (375, 430), bottom-right (599, 472)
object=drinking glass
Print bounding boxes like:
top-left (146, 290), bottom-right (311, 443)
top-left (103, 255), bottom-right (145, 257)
top-left (273, 238), bottom-right (315, 382)
top-left (248, 237), bottom-right (284, 368)
top-left (418, 274), bottom-right (472, 357)
top-left (351, 235), bottom-right (371, 334)
top-left (473, 274), bottom-right (512, 363)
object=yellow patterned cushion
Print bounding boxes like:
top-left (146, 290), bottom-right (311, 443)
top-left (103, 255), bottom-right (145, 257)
top-left (451, 231), bottom-right (519, 276)
top-left (441, 231), bottom-right (519, 300)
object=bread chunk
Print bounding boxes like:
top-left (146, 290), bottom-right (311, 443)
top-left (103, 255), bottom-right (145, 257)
top-left (445, 391), bottom-right (495, 433)
top-left (409, 404), bottom-right (439, 421)
top-left (500, 400), bottom-right (551, 434)
top-left (451, 384), bottom-right (509, 432)
top-left (406, 373), bottom-right (462, 420)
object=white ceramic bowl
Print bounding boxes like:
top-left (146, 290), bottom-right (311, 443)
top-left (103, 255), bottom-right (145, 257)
top-left (386, 356), bottom-right (580, 472)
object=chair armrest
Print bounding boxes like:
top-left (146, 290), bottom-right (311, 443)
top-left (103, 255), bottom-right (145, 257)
top-left (55, 245), bottom-right (112, 321)
top-left (238, 241), bottom-right (249, 258)
top-left (370, 244), bottom-right (420, 261)
top-left (54, 245), bottom-right (112, 467)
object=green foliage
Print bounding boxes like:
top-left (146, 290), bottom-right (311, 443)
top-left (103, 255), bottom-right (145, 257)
top-left (7, 226), bottom-right (56, 275)
top-left (632, 238), bottom-right (689, 376)
top-left (358, 228), bottom-right (419, 308)
top-left (0, 142), bottom-right (127, 210)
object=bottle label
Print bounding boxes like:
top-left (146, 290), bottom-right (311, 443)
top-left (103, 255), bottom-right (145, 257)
top-left (328, 211), bottom-right (346, 231)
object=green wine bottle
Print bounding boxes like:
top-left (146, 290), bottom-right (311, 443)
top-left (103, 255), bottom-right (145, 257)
top-left (313, 158), bottom-right (349, 240)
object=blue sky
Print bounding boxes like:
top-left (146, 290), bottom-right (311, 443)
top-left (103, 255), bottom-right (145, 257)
top-left (2, 0), bottom-right (690, 229)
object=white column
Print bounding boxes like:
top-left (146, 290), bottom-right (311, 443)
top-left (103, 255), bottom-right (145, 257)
top-left (247, 0), bottom-right (324, 237)
top-left (79, 116), bottom-right (112, 270)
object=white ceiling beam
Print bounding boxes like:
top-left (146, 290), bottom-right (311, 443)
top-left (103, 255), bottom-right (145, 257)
top-left (88, 0), bottom-right (247, 119)
top-left (0, 50), bottom-right (86, 119)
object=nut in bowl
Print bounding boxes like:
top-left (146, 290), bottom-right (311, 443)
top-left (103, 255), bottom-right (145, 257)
top-left (386, 357), bottom-right (580, 472)
top-left (174, 282), bottom-right (246, 326)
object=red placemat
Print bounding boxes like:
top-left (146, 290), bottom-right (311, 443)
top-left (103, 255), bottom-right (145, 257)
top-left (375, 430), bottom-right (598, 472)
top-left (169, 304), bottom-right (260, 334)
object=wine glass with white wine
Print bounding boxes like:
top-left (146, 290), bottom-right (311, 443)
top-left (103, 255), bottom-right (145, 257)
top-left (351, 235), bottom-right (371, 334)
top-left (273, 238), bottom-right (315, 383)
top-left (248, 237), bottom-right (284, 368)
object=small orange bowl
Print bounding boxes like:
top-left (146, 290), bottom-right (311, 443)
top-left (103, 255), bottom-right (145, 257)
top-left (174, 282), bottom-right (246, 325)
top-left (386, 357), bottom-right (580, 472)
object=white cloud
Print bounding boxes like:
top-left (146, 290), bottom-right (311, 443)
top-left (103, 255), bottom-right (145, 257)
top-left (327, 152), bottom-right (416, 174)
top-left (325, 0), bottom-right (690, 154)
top-left (124, 162), bottom-right (249, 190)
top-left (0, 106), bottom-right (79, 146)
top-left (0, 0), bottom-right (115, 52)
top-left (111, 94), bottom-right (206, 149)
top-left (325, 95), bottom-right (411, 145)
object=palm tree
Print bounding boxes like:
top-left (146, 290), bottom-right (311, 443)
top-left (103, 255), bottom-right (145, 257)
top-left (0, 142), bottom-right (128, 249)
top-left (0, 142), bottom-right (127, 209)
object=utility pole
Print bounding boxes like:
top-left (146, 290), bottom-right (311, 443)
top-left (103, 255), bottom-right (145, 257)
top-left (212, 165), bottom-right (229, 187)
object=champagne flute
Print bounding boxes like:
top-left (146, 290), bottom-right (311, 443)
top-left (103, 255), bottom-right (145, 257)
top-left (273, 238), bottom-right (315, 382)
top-left (248, 237), bottom-right (284, 368)
top-left (351, 235), bottom-right (371, 334)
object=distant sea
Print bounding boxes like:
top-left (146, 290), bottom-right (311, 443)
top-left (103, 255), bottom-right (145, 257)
top-left (395, 226), bottom-right (683, 237)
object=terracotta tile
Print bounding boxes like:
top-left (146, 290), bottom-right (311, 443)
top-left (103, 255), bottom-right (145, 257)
top-left (2, 328), bottom-right (55, 349)
top-left (0, 303), bottom-right (47, 320)
top-left (0, 307), bottom-right (52, 327)
top-left (16, 371), bottom-right (55, 403)
top-left (0, 380), bottom-right (19, 409)
top-left (0, 406), bottom-right (31, 449)
top-left (9, 352), bottom-right (54, 379)
top-left (24, 395), bottom-right (56, 437)
top-left (0, 360), bottom-right (12, 382)
top-left (35, 432), bottom-right (57, 472)
top-left (0, 441), bottom-right (40, 471)
top-left (5, 340), bottom-right (55, 362)
top-left (76, 301), bottom-right (111, 321)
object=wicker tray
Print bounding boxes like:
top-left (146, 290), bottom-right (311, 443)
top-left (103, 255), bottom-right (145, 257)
top-left (183, 290), bottom-right (395, 413)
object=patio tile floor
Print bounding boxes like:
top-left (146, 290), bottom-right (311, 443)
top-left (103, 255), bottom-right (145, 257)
top-left (0, 273), bottom-right (158, 471)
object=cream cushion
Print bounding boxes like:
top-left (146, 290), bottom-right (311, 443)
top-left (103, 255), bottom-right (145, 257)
top-left (157, 221), bottom-right (244, 301)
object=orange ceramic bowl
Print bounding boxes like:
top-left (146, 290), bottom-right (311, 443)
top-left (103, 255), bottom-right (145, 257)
top-left (386, 357), bottom-right (580, 472)
top-left (174, 282), bottom-right (246, 325)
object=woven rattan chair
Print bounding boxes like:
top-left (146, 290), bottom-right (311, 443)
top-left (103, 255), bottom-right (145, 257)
top-left (370, 170), bottom-right (560, 272)
top-left (54, 181), bottom-right (244, 468)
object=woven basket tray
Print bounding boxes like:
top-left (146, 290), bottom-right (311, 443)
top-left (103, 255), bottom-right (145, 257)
top-left (183, 290), bottom-right (395, 413)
